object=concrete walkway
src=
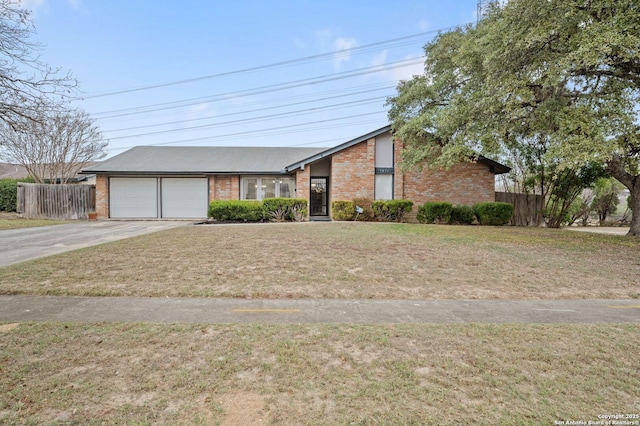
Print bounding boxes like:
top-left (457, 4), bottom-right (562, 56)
top-left (0, 221), bottom-right (187, 267)
top-left (0, 296), bottom-right (638, 324)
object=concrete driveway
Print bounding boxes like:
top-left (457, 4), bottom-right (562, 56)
top-left (0, 221), bottom-right (187, 267)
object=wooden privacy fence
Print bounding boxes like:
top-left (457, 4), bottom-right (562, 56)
top-left (495, 192), bottom-right (544, 227)
top-left (17, 183), bottom-right (96, 220)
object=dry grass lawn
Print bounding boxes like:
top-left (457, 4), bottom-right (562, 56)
top-left (0, 215), bottom-right (67, 230)
top-left (0, 222), bottom-right (638, 299)
top-left (1, 322), bottom-right (638, 425)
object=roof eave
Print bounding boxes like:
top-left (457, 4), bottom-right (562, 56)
top-left (285, 124), bottom-right (392, 172)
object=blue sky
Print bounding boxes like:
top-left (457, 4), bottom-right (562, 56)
top-left (22, 0), bottom-right (479, 157)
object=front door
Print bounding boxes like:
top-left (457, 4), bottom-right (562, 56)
top-left (310, 177), bottom-right (328, 216)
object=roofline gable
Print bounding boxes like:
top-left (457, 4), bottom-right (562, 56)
top-left (284, 124), bottom-right (392, 172)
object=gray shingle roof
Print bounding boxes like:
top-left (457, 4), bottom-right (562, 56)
top-left (82, 146), bottom-right (327, 175)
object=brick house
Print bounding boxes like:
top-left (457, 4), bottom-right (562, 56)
top-left (82, 125), bottom-right (509, 219)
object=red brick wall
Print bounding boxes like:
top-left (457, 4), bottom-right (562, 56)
top-left (330, 137), bottom-right (375, 201)
top-left (95, 175), bottom-right (109, 219)
top-left (401, 161), bottom-right (495, 206)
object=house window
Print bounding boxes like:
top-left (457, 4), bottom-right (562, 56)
top-left (375, 133), bottom-right (394, 200)
top-left (375, 174), bottom-right (393, 200)
top-left (241, 176), bottom-right (295, 200)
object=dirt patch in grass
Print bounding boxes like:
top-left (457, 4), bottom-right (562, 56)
top-left (0, 222), bottom-right (638, 299)
top-left (0, 322), bottom-right (637, 424)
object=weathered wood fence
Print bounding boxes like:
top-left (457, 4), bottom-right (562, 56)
top-left (495, 192), bottom-right (544, 227)
top-left (17, 183), bottom-right (96, 220)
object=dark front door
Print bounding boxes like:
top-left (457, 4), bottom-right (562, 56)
top-left (310, 177), bottom-right (328, 216)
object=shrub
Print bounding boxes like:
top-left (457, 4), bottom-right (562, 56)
top-left (449, 205), bottom-right (475, 225)
top-left (289, 198), bottom-right (308, 222)
top-left (208, 200), bottom-right (264, 222)
top-left (417, 201), bottom-right (453, 224)
top-left (372, 200), bottom-right (414, 222)
top-left (262, 197), bottom-right (308, 222)
top-left (0, 177), bottom-right (34, 212)
top-left (352, 197), bottom-right (374, 221)
top-left (332, 200), bottom-right (355, 221)
top-left (262, 198), bottom-right (291, 222)
top-left (473, 202), bottom-right (514, 226)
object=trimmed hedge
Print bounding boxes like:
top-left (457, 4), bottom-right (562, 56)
top-left (208, 198), bottom-right (308, 222)
top-left (473, 202), bottom-right (514, 226)
top-left (332, 200), bottom-right (355, 221)
top-left (0, 177), bottom-right (34, 212)
top-left (450, 205), bottom-right (475, 225)
top-left (262, 197), bottom-right (308, 222)
top-left (372, 200), bottom-right (414, 222)
top-left (417, 201), bottom-right (453, 224)
top-left (352, 197), bottom-right (374, 221)
top-left (208, 200), bottom-right (264, 222)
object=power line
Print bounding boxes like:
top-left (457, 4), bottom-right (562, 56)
top-left (104, 96), bottom-right (387, 140)
top-left (93, 57), bottom-right (422, 118)
top-left (81, 24), bottom-right (465, 99)
top-left (107, 112), bottom-right (387, 151)
top-left (105, 96), bottom-right (387, 139)
top-left (97, 81), bottom-right (397, 124)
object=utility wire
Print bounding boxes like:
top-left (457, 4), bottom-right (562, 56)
top-left (108, 112), bottom-right (387, 151)
top-left (93, 57), bottom-right (422, 118)
top-left (104, 96), bottom-right (386, 140)
top-left (103, 89), bottom-right (392, 133)
top-left (81, 24), bottom-right (465, 99)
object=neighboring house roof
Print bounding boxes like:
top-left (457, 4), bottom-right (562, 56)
top-left (0, 163), bottom-right (29, 179)
top-left (81, 146), bottom-right (327, 175)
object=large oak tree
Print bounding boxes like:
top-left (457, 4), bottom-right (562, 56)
top-left (387, 0), bottom-right (640, 236)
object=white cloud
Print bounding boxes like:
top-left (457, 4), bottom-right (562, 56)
top-left (418, 19), bottom-right (430, 31)
top-left (332, 37), bottom-right (358, 69)
top-left (19, 0), bottom-right (46, 12)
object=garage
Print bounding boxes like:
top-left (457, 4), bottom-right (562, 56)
top-left (109, 177), bottom-right (208, 219)
top-left (161, 177), bottom-right (208, 218)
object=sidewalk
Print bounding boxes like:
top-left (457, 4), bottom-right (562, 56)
top-left (1, 296), bottom-right (638, 324)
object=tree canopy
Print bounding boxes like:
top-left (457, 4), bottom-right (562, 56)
top-left (387, 0), bottom-right (640, 235)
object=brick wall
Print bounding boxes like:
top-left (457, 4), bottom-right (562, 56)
top-left (95, 175), bottom-right (109, 218)
top-left (295, 168), bottom-right (310, 201)
top-left (330, 137), bottom-right (375, 201)
top-left (212, 175), bottom-right (240, 200)
top-left (401, 161), bottom-right (495, 206)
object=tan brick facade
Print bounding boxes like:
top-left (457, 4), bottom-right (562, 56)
top-left (209, 175), bottom-right (240, 201)
top-left (95, 175), bottom-right (109, 218)
top-left (295, 167), bottom-right (310, 202)
top-left (330, 137), bottom-right (376, 200)
top-left (400, 161), bottom-right (495, 206)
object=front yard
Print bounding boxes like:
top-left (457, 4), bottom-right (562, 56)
top-left (0, 222), bottom-right (638, 299)
top-left (1, 223), bottom-right (638, 424)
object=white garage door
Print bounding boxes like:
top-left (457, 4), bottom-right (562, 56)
top-left (110, 178), bottom-right (158, 218)
top-left (161, 178), bottom-right (208, 218)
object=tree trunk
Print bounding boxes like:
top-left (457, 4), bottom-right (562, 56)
top-left (628, 183), bottom-right (640, 236)
top-left (606, 155), bottom-right (640, 237)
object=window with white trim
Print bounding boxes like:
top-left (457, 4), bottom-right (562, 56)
top-left (241, 176), bottom-right (295, 200)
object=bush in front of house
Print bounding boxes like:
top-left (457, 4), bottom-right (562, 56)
top-left (0, 177), bottom-right (34, 212)
top-left (473, 202), bottom-right (514, 226)
top-left (352, 197), bottom-right (375, 221)
top-left (417, 201), bottom-right (453, 224)
top-left (331, 200), bottom-right (355, 221)
top-left (262, 197), bottom-right (308, 222)
top-left (208, 200), bottom-right (264, 222)
top-left (449, 205), bottom-right (476, 225)
top-left (372, 200), bottom-right (414, 222)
